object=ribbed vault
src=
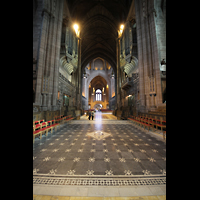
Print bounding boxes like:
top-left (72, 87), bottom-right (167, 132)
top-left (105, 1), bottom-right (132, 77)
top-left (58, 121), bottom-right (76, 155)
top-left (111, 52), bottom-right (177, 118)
top-left (90, 75), bottom-right (107, 90)
top-left (66, 0), bottom-right (133, 72)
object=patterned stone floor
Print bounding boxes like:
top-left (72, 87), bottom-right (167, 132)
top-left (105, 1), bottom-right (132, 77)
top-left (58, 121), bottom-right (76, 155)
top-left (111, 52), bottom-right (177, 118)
top-left (33, 113), bottom-right (166, 180)
top-left (33, 195), bottom-right (166, 200)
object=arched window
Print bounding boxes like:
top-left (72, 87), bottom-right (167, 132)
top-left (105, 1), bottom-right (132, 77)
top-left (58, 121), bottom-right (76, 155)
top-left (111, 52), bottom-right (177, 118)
top-left (95, 89), bottom-right (102, 101)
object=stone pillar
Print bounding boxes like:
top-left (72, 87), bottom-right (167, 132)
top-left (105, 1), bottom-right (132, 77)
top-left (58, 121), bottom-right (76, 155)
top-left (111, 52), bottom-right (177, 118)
top-left (82, 76), bottom-right (85, 97)
top-left (45, 12), bottom-right (54, 110)
top-left (52, 0), bottom-right (64, 110)
top-left (35, 8), bottom-right (50, 106)
top-left (47, 93), bottom-right (52, 110)
top-left (34, 0), bottom-right (64, 112)
top-left (148, 2), bottom-right (163, 107)
top-left (77, 37), bottom-right (82, 110)
top-left (135, 0), bottom-right (164, 112)
top-left (135, 0), bottom-right (147, 112)
top-left (116, 38), bottom-right (121, 109)
top-left (42, 94), bottom-right (46, 106)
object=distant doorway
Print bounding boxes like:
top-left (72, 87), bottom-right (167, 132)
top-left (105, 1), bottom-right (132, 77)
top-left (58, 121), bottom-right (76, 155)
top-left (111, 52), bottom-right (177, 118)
top-left (94, 104), bottom-right (102, 111)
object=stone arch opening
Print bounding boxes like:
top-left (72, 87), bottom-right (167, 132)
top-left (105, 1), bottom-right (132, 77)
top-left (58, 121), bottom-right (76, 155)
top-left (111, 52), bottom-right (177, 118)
top-left (82, 57), bottom-right (116, 110)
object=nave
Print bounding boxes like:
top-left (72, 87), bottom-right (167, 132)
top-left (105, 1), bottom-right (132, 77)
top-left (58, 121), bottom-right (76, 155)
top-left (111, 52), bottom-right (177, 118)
top-left (33, 112), bottom-right (166, 198)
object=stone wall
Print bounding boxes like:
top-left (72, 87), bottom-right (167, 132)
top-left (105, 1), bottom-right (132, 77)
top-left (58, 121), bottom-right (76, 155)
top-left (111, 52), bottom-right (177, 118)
top-left (33, 0), bottom-right (166, 120)
top-left (33, 0), bottom-right (82, 121)
top-left (134, 0), bottom-right (165, 113)
top-left (34, 0), bottom-right (64, 111)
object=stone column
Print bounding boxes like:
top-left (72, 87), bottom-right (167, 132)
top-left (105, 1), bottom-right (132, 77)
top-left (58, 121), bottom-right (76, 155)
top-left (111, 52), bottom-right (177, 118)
top-left (135, 0), bottom-right (164, 112)
top-left (135, 0), bottom-right (147, 112)
top-left (34, 0), bottom-right (64, 112)
top-left (35, 8), bottom-right (50, 106)
top-left (82, 76), bottom-right (85, 97)
top-left (43, 93), bottom-right (47, 107)
top-left (148, 3), bottom-right (163, 107)
top-left (77, 37), bottom-right (82, 110)
top-left (52, 0), bottom-right (64, 110)
top-left (116, 38), bottom-right (121, 109)
top-left (45, 13), bottom-right (54, 110)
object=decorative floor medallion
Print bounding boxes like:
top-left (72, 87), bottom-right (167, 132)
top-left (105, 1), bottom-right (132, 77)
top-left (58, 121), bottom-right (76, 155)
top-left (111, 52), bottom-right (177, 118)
top-left (86, 131), bottom-right (112, 140)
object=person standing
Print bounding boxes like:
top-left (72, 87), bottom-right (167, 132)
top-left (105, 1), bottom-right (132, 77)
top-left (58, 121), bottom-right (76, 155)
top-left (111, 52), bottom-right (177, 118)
top-left (91, 111), bottom-right (94, 120)
top-left (88, 110), bottom-right (91, 120)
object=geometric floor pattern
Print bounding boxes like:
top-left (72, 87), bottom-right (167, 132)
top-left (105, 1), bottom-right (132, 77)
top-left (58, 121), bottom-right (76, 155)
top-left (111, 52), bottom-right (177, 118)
top-left (33, 113), bottom-right (166, 186)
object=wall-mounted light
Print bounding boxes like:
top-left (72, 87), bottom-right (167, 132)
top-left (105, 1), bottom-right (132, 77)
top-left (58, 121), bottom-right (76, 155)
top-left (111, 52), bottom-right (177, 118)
top-left (73, 24), bottom-right (80, 37)
top-left (102, 87), bottom-right (106, 95)
top-left (92, 87), bottom-right (95, 95)
top-left (118, 24), bottom-right (124, 38)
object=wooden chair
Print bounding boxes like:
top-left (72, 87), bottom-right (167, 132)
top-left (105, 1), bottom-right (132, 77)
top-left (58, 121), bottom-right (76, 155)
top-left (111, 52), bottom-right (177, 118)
top-left (64, 115), bottom-right (74, 122)
top-left (47, 120), bottom-right (54, 134)
top-left (51, 120), bottom-right (60, 131)
top-left (41, 122), bottom-right (49, 136)
top-left (33, 124), bottom-right (42, 143)
top-left (163, 131), bottom-right (166, 140)
top-left (33, 120), bottom-right (40, 126)
top-left (154, 118), bottom-right (166, 131)
top-left (39, 119), bottom-right (44, 124)
top-left (142, 118), bottom-right (153, 131)
top-left (55, 116), bottom-right (64, 124)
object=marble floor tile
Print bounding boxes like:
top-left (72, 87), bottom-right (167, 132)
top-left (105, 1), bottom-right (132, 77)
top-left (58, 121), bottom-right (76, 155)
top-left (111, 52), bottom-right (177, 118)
top-left (33, 113), bottom-right (166, 196)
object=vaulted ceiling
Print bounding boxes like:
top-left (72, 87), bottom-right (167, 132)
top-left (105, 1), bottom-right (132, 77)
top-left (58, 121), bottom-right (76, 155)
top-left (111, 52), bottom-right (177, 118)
top-left (90, 75), bottom-right (107, 90)
top-left (66, 0), bottom-right (133, 71)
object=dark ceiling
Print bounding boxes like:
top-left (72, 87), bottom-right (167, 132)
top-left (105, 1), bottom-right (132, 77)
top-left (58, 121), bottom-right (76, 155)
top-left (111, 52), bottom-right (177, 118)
top-left (66, 0), bottom-right (133, 71)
